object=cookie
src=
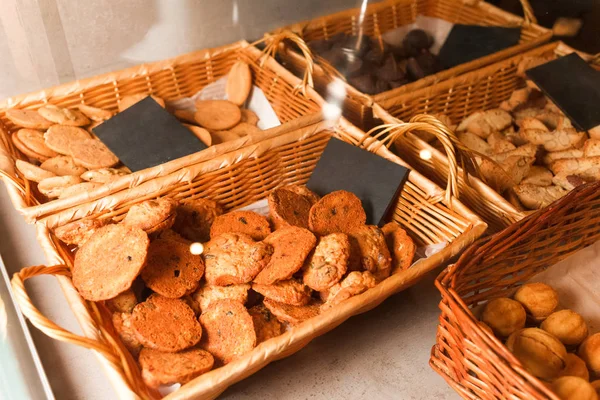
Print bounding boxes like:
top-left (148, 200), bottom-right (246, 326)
top-left (194, 100), bottom-right (241, 131)
top-left (112, 312), bottom-right (142, 358)
top-left (184, 124), bottom-right (212, 146)
top-left (11, 132), bottom-right (49, 162)
top-left (263, 299), bottom-right (321, 326)
top-left (44, 125), bottom-right (91, 155)
top-left (203, 233), bottom-right (272, 285)
top-left (106, 289), bottom-right (138, 313)
top-left (347, 225), bottom-right (392, 281)
top-left (248, 304), bottom-right (283, 344)
top-left (87, 121), bottom-right (103, 134)
top-left (172, 198), bottom-right (224, 243)
top-left (174, 110), bottom-right (197, 124)
top-left (253, 227), bottom-right (316, 285)
top-left (121, 198), bottom-right (177, 235)
top-left (210, 210), bottom-right (271, 241)
top-left (199, 299), bottom-right (256, 364)
top-left (73, 224), bottom-right (149, 301)
top-left (139, 348), bottom-right (214, 387)
top-left (38, 175), bottom-right (83, 198)
top-left (132, 294), bottom-right (202, 352)
top-left (141, 238), bottom-right (205, 298)
top-left (15, 160), bottom-right (56, 182)
top-left (156, 229), bottom-right (190, 244)
top-left (58, 181), bottom-right (102, 199)
top-left (118, 94), bottom-right (165, 112)
top-left (211, 129), bottom-right (242, 144)
top-left (228, 122), bottom-right (261, 137)
top-left (69, 138), bottom-right (119, 169)
top-left (381, 223), bottom-right (415, 273)
top-left (308, 190), bottom-right (366, 235)
top-left (226, 61), bottom-right (252, 106)
top-left (182, 294), bottom-right (201, 316)
top-left (6, 109), bottom-right (53, 129)
top-left (53, 218), bottom-right (110, 246)
top-left (281, 185), bottom-right (320, 205)
top-left (192, 283), bottom-right (250, 313)
top-left (240, 109), bottom-right (259, 126)
top-left (80, 168), bottom-right (127, 183)
top-left (303, 233), bottom-right (350, 291)
top-left (38, 105), bottom-right (90, 126)
top-left (77, 104), bottom-right (113, 121)
top-left (16, 129), bottom-right (59, 158)
top-left (252, 279), bottom-right (311, 306)
top-left (41, 156), bottom-right (87, 176)
top-left (321, 271), bottom-right (377, 311)
top-left (268, 188), bottom-right (312, 230)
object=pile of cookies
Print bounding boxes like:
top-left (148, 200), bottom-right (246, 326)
top-left (55, 185), bottom-right (415, 387)
top-left (479, 283), bottom-right (600, 399)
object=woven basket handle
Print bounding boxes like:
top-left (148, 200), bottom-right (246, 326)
top-left (463, 0), bottom-right (537, 24)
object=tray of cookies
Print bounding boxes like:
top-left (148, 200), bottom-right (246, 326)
top-left (0, 40), bottom-right (324, 224)
top-left (11, 114), bottom-right (486, 399)
top-left (273, 0), bottom-right (551, 129)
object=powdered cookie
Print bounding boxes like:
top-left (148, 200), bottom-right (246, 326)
top-left (248, 304), bottom-right (283, 344)
top-left (16, 129), bottom-right (59, 158)
top-left (80, 168), bottom-right (127, 183)
top-left (253, 227), bottom-right (316, 285)
top-left (38, 175), bottom-right (83, 198)
top-left (77, 104), bottom-right (113, 121)
top-left (192, 283), bottom-right (249, 312)
top-left (38, 105), bottom-right (90, 126)
top-left (15, 160), bottom-right (56, 182)
top-left (58, 181), bottom-right (102, 199)
top-left (106, 289), bottom-right (138, 313)
top-left (263, 299), bottom-right (321, 326)
top-left (112, 312), bottom-right (142, 357)
top-left (41, 156), bottom-right (87, 176)
top-left (69, 138), bottom-right (119, 169)
top-left (141, 238), bottom-right (204, 298)
top-left (194, 100), bottom-right (241, 131)
top-left (347, 225), bottom-right (392, 281)
top-left (132, 295), bottom-right (202, 352)
top-left (172, 198), bottom-right (224, 243)
top-left (282, 185), bottom-right (320, 205)
top-left (73, 224), bottom-right (149, 301)
top-left (204, 233), bottom-right (272, 285)
top-left (6, 109), bottom-right (53, 129)
top-left (240, 109), bottom-right (259, 126)
top-left (200, 299), bottom-right (256, 364)
top-left (210, 210), bottom-right (271, 241)
top-left (252, 279), bottom-right (311, 306)
top-left (303, 233), bottom-right (350, 291)
top-left (268, 188), bottom-right (312, 230)
top-left (44, 125), bottom-right (91, 155)
top-left (118, 94), bottom-right (165, 112)
top-left (139, 348), bottom-right (214, 387)
top-left (381, 223), bottom-right (415, 273)
top-left (122, 198), bottom-right (177, 235)
top-left (308, 190), bottom-right (366, 235)
top-left (321, 271), bottom-right (377, 311)
top-left (226, 61), bottom-right (252, 106)
top-left (184, 124), bottom-right (212, 146)
top-left (53, 218), bottom-right (110, 246)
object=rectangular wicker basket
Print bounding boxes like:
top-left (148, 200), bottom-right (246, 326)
top-left (373, 41), bottom-right (600, 232)
top-left (431, 180), bottom-right (600, 400)
top-left (277, 0), bottom-right (552, 129)
top-left (12, 114), bottom-right (486, 400)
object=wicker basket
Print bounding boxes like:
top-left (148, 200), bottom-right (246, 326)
top-left (373, 41), bottom-right (600, 233)
top-left (276, 0), bottom-right (552, 129)
top-left (11, 114), bottom-right (486, 400)
top-left (0, 40), bottom-right (323, 222)
top-left (430, 180), bottom-right (600, 400)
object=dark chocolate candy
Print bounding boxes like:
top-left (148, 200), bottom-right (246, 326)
top-left (402, 29), bottom-right (433, 56)
top-left (406, 57), bottom-right (425, 80)
top-left (348, 74), bottom-right (377, 94)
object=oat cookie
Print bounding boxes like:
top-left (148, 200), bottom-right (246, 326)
top-left (16, 129), bottom-right (59, 158)
top-left (240, 109), bottom-right (259, 126)
top-left (347, 225), bottom-right (392, 281)
top-left (38, 175), bottom-right (83, 198)
top-left (194, 100), bottom-right (241, 131)
top-left (106, 289), bottom-right (138, 313)
top-left (77, 104), bottom-right (113, 121)
top-left (204, 233), bottom-right (272, 285)
top-left (253, 227), bottom-right (316, 285)
top-left (41, 156), bottom-right (87, 176)
top-left (121, 198), bottom-right (177, 235)
top-left (132, 294), bottom-right (202, 352)
top-left (263, 299), bottom-right (321, 326)
top-left (38, 105), bottom-right (90, 126)
top-left (58, 182), bottom-right (102, 199)
top-left (172, 198), bottom-right (224, 243)
top-left (11, 132), bottom-right (51, 162)
top-left (226, 61), bottom-right (252, 106)
top-left (308, 190), bottom-right (366, 235)
top-left (112, 312), bottom-right (142, 357)
top-left (200, 299), bottom-right (256, 364)
top-left (44, 125), bottom-right (91, 155)
top-left (381, 223), bottom-right (415, 273)
top-left (156, 229), bottom-right (190, 244)
top-left (118, 94), bottom-right (165, 112)
top-left (192, 283), bottom-right (250, 313)
top-left (6, 109), bottom-right (53, 129)
top-left (248, 304), bottom-right (283, 344)
top-left (53, 218), bottom-right (110, 246)
top-left (139, 348), bottom-right (214, 387)
top-left (69, 138), bottom-right (119, 169)
top-left (303, 233), bottom-right (350, 291)
top-left (210, 210), bottom-right (271, 241)
top-left (80, 168), bottom-right (127, 183)
top-left (268, 188), bottom-right (312, 230)
top-left (15, 160), bottom-right (56, 182)
top-left (321, 271), bottom-right (377, 311)
top-left (141, 238), bottom-right (205, 298)
top-left (282, 185), bottom-right (320, 205)
top-left (73, 224), bottom-right (149, 301)
top-left (252, 279), bottom-right (311, 306)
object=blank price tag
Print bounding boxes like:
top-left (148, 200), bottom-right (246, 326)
top-left (93, 97), bottom-right (207, 172)
top-left (307, 137), bottom-right (410, 226)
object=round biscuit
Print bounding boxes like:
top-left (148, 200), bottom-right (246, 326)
top-left (58, 181), bottom-right (102, 199)
top-left (121, 198), bottom-right (177, 235)
top-left (252, 279), bottom-right (312, 306)
top-left (347, 225), bottom-right (392, 281)
top-left (44, 125), bottom-right (91, 155)
top-left (192, 283), bottom-right (249, 313)
top-left (41, 156), bottom-right (87, 176)
top-left (38, 105), bottom-right (90, 126)
top-left (381, 222), bottom-right (415, 273)
top-left (11, 132), bottom-right (52, 162)
top-left (172, 198), bottom-right (224, 243)
top-left (303, 233), bottom-right (350, 291)
top-left (77, 104), bottom-right (113, 121)
top-left (139, 348), bottom-right (214, 387)
top-left (268, 187), bottom-right (312, 230)
top-left (226, 61), bottom-right (252, 106)
top-left (194, 100), bottom-right (241, 131)
top-left (16, 129), bottom-right (59, 158)
top-left (248, 304), bottom-right (283, 344)
top-left (15, 159), bottom-right (56, 182)
top-left (263, 299), bottom-right (321, 326)
top-left (37, 175), bottom-right (83, 198)
top-left (6, 109), bottom-right (53, 129)
top-left (240, 109), bottom-right (259, 126)
top-left (54, 218), bottom-right (110, 246)
top-left (69, 138), bottom-right (119, 169)
top-left (308, 190), bottom-right (366, 235)
top-left (210, 210), bottom-right (271, 241)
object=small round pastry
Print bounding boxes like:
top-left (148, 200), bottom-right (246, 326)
top-left (551, 377), bottom-right (598, 400)
top-left (541, 309), bottom-right (588, 347)
top-left (481, 297), bottom-right (526, 337)
top-left (513, 282), bottom-right (559, 321)
top-left (559, 353), bottom-right (590, 381)
top-left (579, 333), bottom-right (600, 375)
top-left (506, 328), bottom-right (567, 381)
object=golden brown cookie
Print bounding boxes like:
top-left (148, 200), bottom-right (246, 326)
top-left (227, 122), bottom-right (261, 137)
top-left (252, 280), bottom-right (311, 306)
top-left (263, 299), bottom-right (321, 326)
top-left (226, 61), bottom-right (252, 106)
top-left (6, 109), bottom-right (53, 129)
top-left (347, 225), bottom-right (392, 281)
top-left (192, 283), bottom-right (250, 313)
top-left (38, 105), bottom-right (90, 126)
top-left (118, 94), bottom-right (165, 112)
top-left (308, 190), bottom-right (366, 236)
top-left (44, 125), bottom-right (91, 155)
top-left (321, 271), bottom-right (377, 311)
top-left (383, 224), bottom-right (415, 273)
top-left (41, 156), bottom-right (87, 176)
top-left (69, 138), bottom-right (119, 169)
top-left (132, 294), bottom-right (202, 352)
top-left (203, 233), bottom-right (272, 285)
top-left (210, 210), bottom-right (271, 241)
top-left (303, 233), bottom-right (350, 291)
top-left (121, 198), bottom-right (177, 235)
top-left (11, 132), bottom-right (51, 162)
top-left (53, 218), bottom-right (110, 246)
top-left (106, 289), bottom-right (138, 313)
top-left (248, 304), bottom-right (283, 344)
top-left (80, 167), bottom-right (127, 183)
top-left (77, 104), bottom-right (113, 121)
top-left (156, 229), bottom-right (190, 244)
top-left (172, 198), bottom-right (224, 243)
top-left (281, 185), bottom-right (320, 205)
top-left (112, 312), bottom-right (142, 358)
top-left (58, 182), bottom-right (102, 199)
top-left (268, 187), bottom-right (312, 230)
top-left (73, 224), bottom-right (149, 301)
top-left (253, 227), bottom-right (316, 285)
top-left (37, 175), bottom-right (83, 198)
top-left (139, 348), bottom-right (214, 387)
top-left (240, 109), bottom-right (259, 126)
top-left (200, 299), bottom-right (256, 364)
top-left (15, 160), bottom-right (56, 182)
top-left (184, 124), bottom-right (212, 146)
top-left (141, 238), bottom-right (205, 298)
top-left (174, 110), bottom-right (197, 124)
top-left (211, 129), bottom-right (242, 144)
top-left (16, 129), bottom-right (59, 158)
top-left (194, 100), bottom-right (241, 131)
